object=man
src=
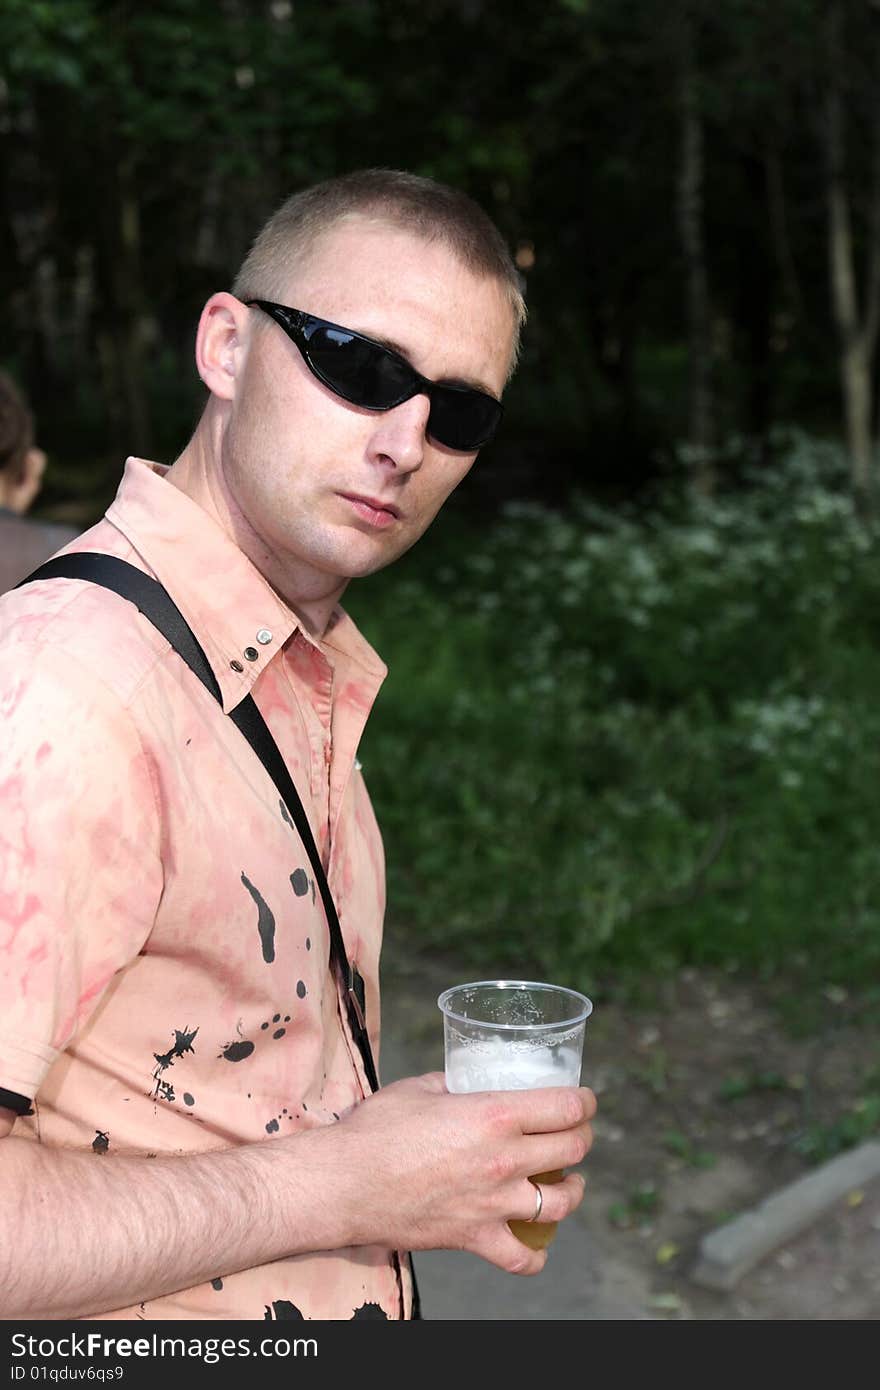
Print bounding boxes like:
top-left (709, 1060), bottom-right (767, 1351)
top-left (0, 169), bottom-right (595, 1321)
top-left (0, 369), bottom-right (78, 592)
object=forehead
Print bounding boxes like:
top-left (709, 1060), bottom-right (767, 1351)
top-left (279, 218), bottom-right (516, 393)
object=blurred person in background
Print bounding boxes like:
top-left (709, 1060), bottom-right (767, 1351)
top-left (0, 369), bottom-right (78, 593)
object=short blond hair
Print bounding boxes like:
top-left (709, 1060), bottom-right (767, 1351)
top-left (231, 168), bottom-right (526, 372)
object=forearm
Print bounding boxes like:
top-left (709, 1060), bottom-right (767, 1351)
top-left (0, 1074), bottom-right (599, 1318)
top-left (0, 1130), bottom-right (342, 1320)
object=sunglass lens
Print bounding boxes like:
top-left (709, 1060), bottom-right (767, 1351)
top-left (429, 389), bottom-right (502, 451)
top-left (306, 327), bottom-right (412, 409)
top-left (302, 319), bottom-right (501, 450)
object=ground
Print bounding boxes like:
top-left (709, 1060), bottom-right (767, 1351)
top-left (379, 939), bottom-right (880, 1320)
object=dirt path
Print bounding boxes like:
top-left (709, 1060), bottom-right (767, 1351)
top-left (378, 942), bottom-right (880, 1319)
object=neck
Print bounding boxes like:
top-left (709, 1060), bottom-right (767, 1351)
top-left (166, 412), bottom-right (347, 638)
top-left (0, 482), bottom-right (25, 515)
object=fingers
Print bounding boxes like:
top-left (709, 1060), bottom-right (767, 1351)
top-left (517, 1119), bottom-right (593, 1177)
top-left (474, 1222), bottom-right (550, 1277)
top-left (394, 1074), bottom-right (596, 1122)
top-left (525, 1171), bottom-right (586, 1226)
top-left (474, 1175), bottom-right (586, 1276)
top-left (579, 1086), bottom-right (598, 1120)
top-left (507, 1172), bottom-right (585, 1228)
top-left (498, 1085), bottom-right (596, 1136)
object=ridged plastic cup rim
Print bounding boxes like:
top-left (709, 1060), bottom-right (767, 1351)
top-left (437, 979), bottom-right (593, 1032)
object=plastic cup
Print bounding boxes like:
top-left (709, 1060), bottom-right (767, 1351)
top-left (437, 979), bottom-right (592, 1250)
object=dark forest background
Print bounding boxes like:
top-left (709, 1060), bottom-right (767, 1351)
top-left (4, 0), bottom-right (880, 515)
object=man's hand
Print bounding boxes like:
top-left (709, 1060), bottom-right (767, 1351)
top-left (327, 1073), bottom-right (597, 1275)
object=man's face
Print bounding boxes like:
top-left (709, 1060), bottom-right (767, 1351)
top-left (220, 218), bottom-right (515, 595)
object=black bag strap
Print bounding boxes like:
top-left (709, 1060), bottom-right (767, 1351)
top-left (17, 553), bottom-right (378, 1091)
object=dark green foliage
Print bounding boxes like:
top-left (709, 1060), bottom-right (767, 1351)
top-left (347, 432), bottom-right (880, 997)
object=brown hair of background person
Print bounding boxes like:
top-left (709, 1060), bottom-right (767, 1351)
top-left (0, 369), bottom-right (79, 592)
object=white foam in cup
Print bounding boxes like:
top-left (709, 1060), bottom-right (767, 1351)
top-left (437, 979), bottom-right (593, 1094)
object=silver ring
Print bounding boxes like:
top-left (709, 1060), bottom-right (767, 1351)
top-left (525, 1180), bottom-right (544, 1223)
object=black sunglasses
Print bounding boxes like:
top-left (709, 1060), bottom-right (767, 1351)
top-left (246, 299), bottom-right (503, 452)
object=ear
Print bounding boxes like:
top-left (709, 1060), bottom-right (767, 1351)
top-left (194, 292), bottom-right (252, 401)
top-left (6, 446), bottom-right (47, 515)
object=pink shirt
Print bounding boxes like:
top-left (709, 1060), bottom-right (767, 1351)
top-left (0, 458), bottom-right (414, 1320)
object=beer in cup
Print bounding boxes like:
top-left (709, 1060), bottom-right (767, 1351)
top-left (437, 979), bottom-right (592, 1251)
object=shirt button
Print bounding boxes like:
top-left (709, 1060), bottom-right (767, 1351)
top-left (244, 646), bottom-right (259, 661)
top-left (256, 628), bottom-right (273, 645)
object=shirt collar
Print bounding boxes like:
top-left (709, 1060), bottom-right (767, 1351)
top-left (104, 457), bottom-right (385, 711)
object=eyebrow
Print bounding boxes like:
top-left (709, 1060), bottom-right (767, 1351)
top-left (353, 324), bottom-right (500, 401)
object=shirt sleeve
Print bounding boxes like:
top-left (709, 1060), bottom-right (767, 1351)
top-left (0, 644), bottom-right (163, 1100)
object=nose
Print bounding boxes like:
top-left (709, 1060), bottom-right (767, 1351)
top-left (366, 392), bottom-right (431, 473)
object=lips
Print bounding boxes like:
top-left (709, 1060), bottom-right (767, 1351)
top-left (338, 492), bottom-right (401, 519)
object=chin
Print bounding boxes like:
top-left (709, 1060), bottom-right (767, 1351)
top-left (334, 534), bottom-right (417, 580)
top-left (340, 554), bottom-right (401, 581)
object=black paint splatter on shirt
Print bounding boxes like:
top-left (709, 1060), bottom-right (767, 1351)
top-left (211, 1278), bottom-right (223, 1291)
top-left (153, 1026), bottom-right (199, 1075)
top-left (290, 868), bottom-right (309, 897)
top-left (219, 1039), bottom-right (256, 1063)
top-left (92, 1130), bottom-right (109, 1154)
top-left (265, 1118), bottom-right (280, 1134)
top-left (183, 1093), bottom-right (195, 1106)
top-left (296, 980), bottom-right (307, 999)
top-left (264, 1300), bottom-right (305, 1320)
top-left (261, 1013), bottom-right (291, 1040)
top-left (351, 1302), bottom-right (388, 1319)
top-left (241, 872), bottom-right (276, 963)
top-left (279, 800), bottom-right (295, 831)
top-left (152, 1025), bottom-right (199, 1100)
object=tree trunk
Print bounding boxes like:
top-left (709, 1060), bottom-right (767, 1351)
top-left (676, 4), bottom-right (714, 495)
top-left (765, 142), bottom-right (808, 332)
top-left (95, 152), bottom-right (153, 458)
top-left (741, 154), bottom-right (773, 444)
top-left (824, 0), bottom-right (880, 512)
top-left (842, 340), bottom-right (873, 500)
top-left (114, 160), bottom-right (152, 454)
